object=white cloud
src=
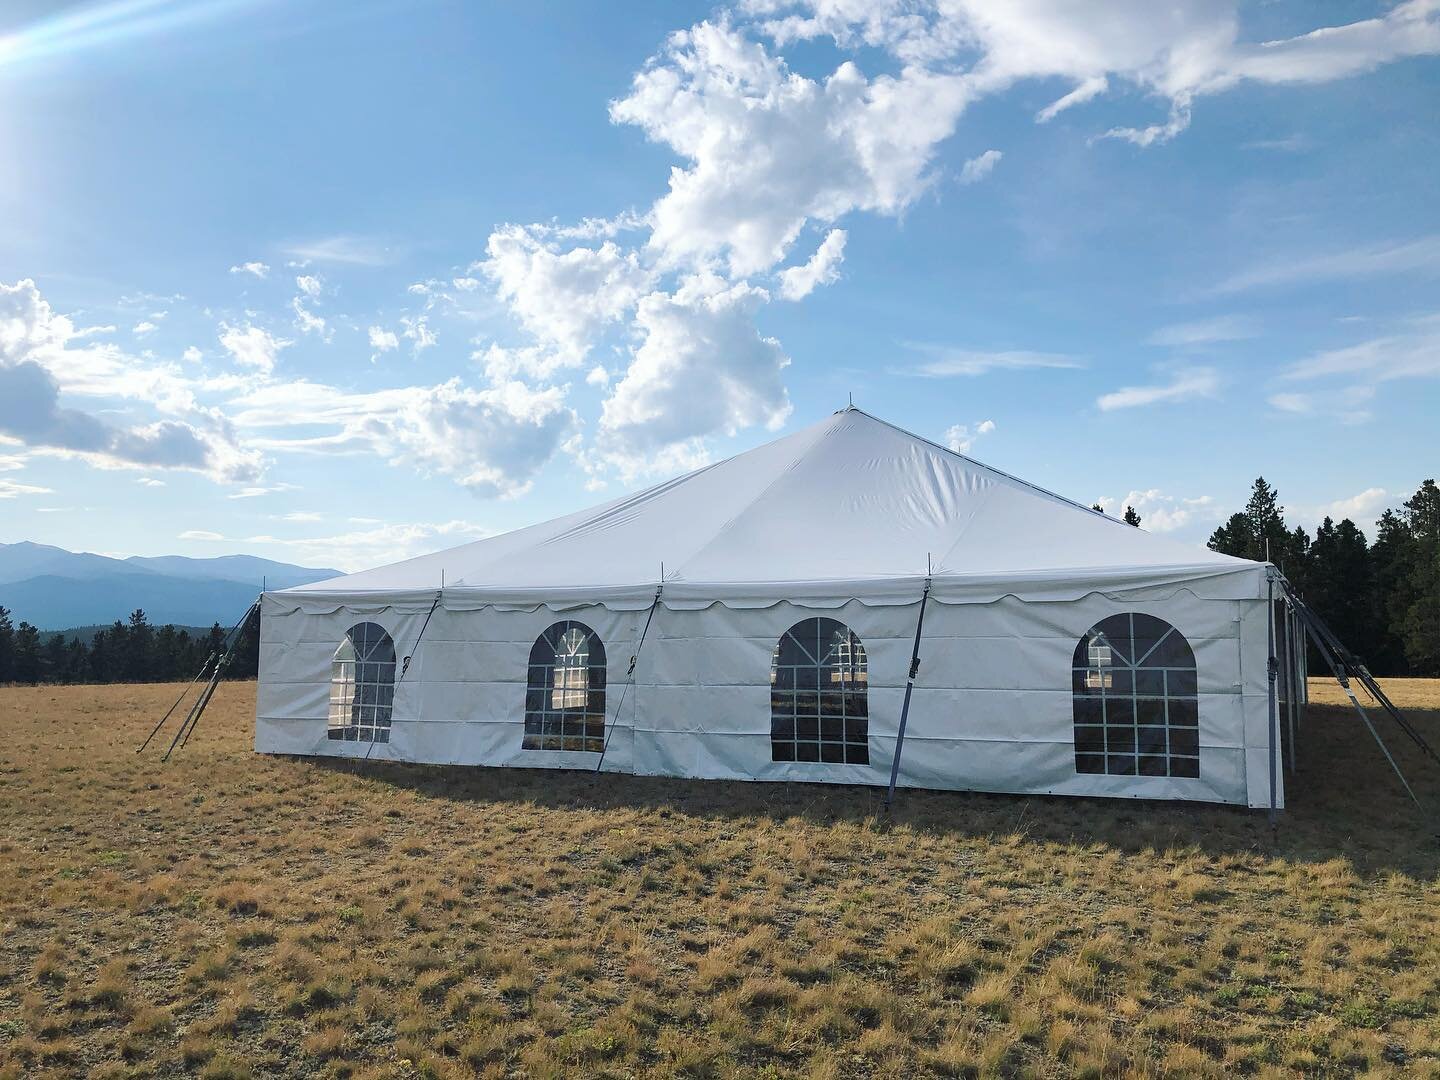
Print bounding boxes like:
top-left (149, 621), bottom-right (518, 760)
top-left (279, 511), bottom-right (322, 522)
top-left (282, 236), bottom-right (389, 266)
top-left (480, 224), bottom-right (654, 356)
top-left (1146, 314), bottom-right (1257, 347)
top-left (611, 20), bottom-right (974, 276)
top-left (1267, 384), bottom-right (1375, 425)
top-left (778, 229), bottom-right (847, 300)
top-left (136, 477), bottom-right (166, 487)
top-left (1320, 487), bottom-right (1391, 523)
top-left (906, 344), bottom-right (1083, 377)
top-left (290, 297), bottom-right (329, 339)
top-left (744, 0), bottom-right (1440, 146)
top-left (1281, 321), bottom-right (1440, 384)
top-left (229, 377), bottom-right (576, 498)
top-left (229, 261), bottom-right (270, 279)
top-left (1097, 366), bottom-right (1220, 410)
top-left (0, 280), bottom-right (262, 482)
top-left (132, 320), bottom-right (158, 337)
top-left (1095, 489), bottom-right (1221, 533)
top-left (367, 326), bottom-right (400, 359)
top-left (599, 274), bottom-right (791, 476)
top-left (958, 149), bottom-right (1001, 184)
top-left (944, 418), bottom-right (995, 454)
top-left (295, 274), bottom-right (323, 297)
top-left (1214, 235), bottom-right (1440, 294)
top-left (232, 520), bottom-right (494, 574)
top-left (179, 530), bottom-right (224, 541)
top-left (182, 345), bottom-right (202, 363)
top-left (0, 478), bottom-right (52, 498)
top-left (585, 365), bottom-right (610, 387)
top-left (219, 322), bottom-right (289, 374)
top-left (400, 314), bottom-right (436, 355)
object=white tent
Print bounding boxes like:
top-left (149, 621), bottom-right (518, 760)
top-left (257, 407), bottom-right (1284, 807)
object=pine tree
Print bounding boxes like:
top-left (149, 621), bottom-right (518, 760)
top-left (1309, 517), bottom-right (1374, 661)
top-left (1208, 512), bottom-right (1255, 558)
top-left (123, 609), bottom-right (154, 682)
top-left (1123, 506), bottom-right (1142, 527)
top-left (0, 606), bottom-right (13, 684)
top-left (14, 622), bottom-right (41, 684)
top-left (1392, 480), bottom-right (1440, 674)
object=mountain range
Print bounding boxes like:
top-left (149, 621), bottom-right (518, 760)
top-left (0, 542), bottom-right (340, 629)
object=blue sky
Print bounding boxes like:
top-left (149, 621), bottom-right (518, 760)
top-left (1, 0), bottom-right (1437, 571)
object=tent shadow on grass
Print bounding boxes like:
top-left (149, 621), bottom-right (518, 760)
top-left (305, 700), bottom-right (1440, 880)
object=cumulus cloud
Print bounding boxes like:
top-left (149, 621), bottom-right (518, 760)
top-left (611, 19), bottom-right (975, 276)
top-left (368, 326), bottom-right (399, 359)
top-left (295, 275), bottom-right (323, 297)
top-left (1095, 489), bottom-right (1221, 533)
top-left (958, 149), bottom-right (1001, 184)
top-left (944, 418), bottom-right (995, 454)
top-left (778, 229), bottom-right (847, 300)
top-left (744, 0), bottom-right (1440, 146)
top-left (219, 322), bottom-right (289, 374)
top-left (229, 377), bottom-right (576, 498)
top-left (480, 224), bottom-right (654, 356)
top-left (290, 297), bottom-right (329, 339)
top-left (400, 315), bottom-right (436, 355)
top-left (229, 261), bottom-right (269, 278)
top-left (599, 274), bottom-right (791, 475)
top-left (1097, 366), bottom-right (1220, 410)
top-left (0, 280), bottom-right (262, 482)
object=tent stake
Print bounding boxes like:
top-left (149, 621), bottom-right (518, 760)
top-left (885, 574), bottom-right (932, 813)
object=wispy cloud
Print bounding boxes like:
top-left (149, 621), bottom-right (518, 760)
top-left (958, 149), bottom-right (1002, 185)
top-left (1213, 235), bottom-right (1440, 294)
top-left (1281, 319), bottom-right (1440, 383)
top-left (904, 344), bottom-right (1083, 377)
top-left (1097, 367), bottom-right (1220, 411)
top-left (283, 236), bottom-right (391, 267)
top-left (1146, 315), bottom-right (1257, 347)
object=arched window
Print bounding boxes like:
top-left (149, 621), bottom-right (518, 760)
top-left (1072, 613), bottom-right (1198, 778)
top-left (329, 622), bottom-right (396, 742)
top-left (771, 618), bottom-right (869, 764)
top-left (524, 621), bottom-right (607, 752)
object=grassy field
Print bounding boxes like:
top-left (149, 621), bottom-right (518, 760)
top-left (1, 680), bottom-right (1438, 1079)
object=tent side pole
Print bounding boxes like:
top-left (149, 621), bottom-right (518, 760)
top-left (885, 578), bottom-right (931, 813)
top-left (1285, 601), bottom-right (1298, 773)
top-left (1266, 572), bottom-right (1279, 823)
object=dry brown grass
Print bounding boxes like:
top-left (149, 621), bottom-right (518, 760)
top-left (1, 678), bottom-right (1438, 1078)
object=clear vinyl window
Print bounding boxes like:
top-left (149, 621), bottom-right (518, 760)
top-left (1072, 613), bottom-right (1199, 778)
top-left (770, 617), bottom-right (869, 764)
top-left (524, 621), bottom-right (607, 752)
top-left (328, 622), bottom-right (396, 743)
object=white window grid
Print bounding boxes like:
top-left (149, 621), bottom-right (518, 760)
top-left (1072, 613), bottom-right (1199, 779)
top-left (524, 622), bottom-right (606, 752)
top-left (770, 618), bottom-right (869, 765)
top-left (328, 622), bottom-right (396, 743)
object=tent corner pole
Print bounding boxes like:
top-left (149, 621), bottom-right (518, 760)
top-left (885, 575), bottom-right (932, 814)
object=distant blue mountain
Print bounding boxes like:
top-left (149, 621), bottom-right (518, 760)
top-left (0, 542), bottom-right (340, 628)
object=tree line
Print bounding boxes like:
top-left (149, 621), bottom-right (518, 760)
top-left (0, 608), bottom-right (259, 685)
top-left (1206, 477), bottom-right (1440, 677)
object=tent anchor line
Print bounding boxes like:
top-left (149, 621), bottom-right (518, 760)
top-left (136, 595), bottom-right (261, 761)
top-left (885, 573), bottom-right (932, 813)
top-left (595, 582), bottom-right (664, 775)
top-left (1280, 581), bottom-right (1435, 818)
top-left (363, 588), bottom-right (444, 763)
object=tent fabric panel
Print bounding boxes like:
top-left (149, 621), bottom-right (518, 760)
top-left (255, 589), bottom-right (1277, 808)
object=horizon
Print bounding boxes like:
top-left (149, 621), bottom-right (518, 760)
top-left (2, 1), bottom-right (1438, 574)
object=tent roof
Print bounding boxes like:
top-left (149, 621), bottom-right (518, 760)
top-left (277, 408), bottom-right (1263, 610)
